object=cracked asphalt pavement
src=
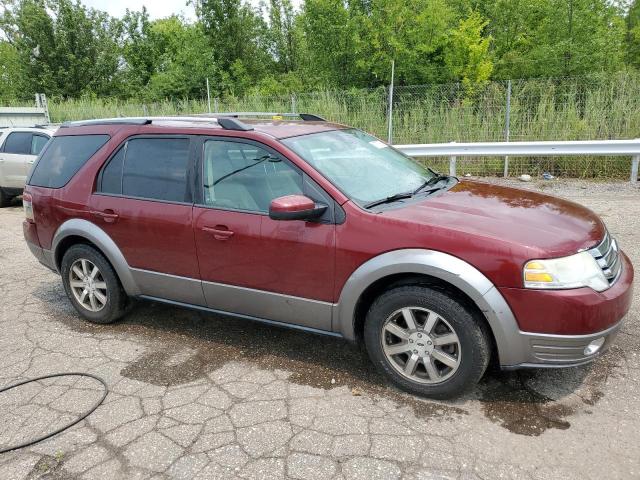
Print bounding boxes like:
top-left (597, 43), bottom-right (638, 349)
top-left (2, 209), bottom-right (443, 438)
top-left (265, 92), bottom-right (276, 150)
top-left (0, 179), bottom-right (639, 479)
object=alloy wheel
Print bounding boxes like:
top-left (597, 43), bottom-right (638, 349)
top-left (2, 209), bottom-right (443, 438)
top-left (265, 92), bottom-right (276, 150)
top-left (69, 259), bottom-right (108, 312)
top-left (381, 306), bottom-right (461, 384)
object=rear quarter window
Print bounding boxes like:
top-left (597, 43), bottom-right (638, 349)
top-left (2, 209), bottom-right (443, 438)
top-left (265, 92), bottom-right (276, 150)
top-left (28, 135), bottom-right (110, 188)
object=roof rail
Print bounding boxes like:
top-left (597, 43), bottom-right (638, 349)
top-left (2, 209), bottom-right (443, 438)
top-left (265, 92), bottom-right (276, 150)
top-left (196, 112), bottom-right (326, 122)
top-left (217, 117), bottom-right (254, 131)
top-left (58, 112), bottom-right (325, 131)
top-left (60, 118), bottom-right (152, 128)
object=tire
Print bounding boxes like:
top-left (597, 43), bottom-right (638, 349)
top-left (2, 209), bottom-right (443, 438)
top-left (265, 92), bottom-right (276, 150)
top-left (61, 244), bottom-right (128, 324)
top-left (0, 189), bottom-right (12, 208)
top-left (364, 285), bottom-right (491, 399)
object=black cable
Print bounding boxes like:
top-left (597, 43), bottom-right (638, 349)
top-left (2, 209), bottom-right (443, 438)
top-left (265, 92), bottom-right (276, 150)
top-left (0, 373), bottom-right (108, 454)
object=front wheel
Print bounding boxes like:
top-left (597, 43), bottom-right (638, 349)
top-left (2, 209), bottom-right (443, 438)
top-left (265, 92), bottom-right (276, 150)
top-left (61, 244), bottom-right (128, 324)
top-left (364, 285), bottom-right (491, 399)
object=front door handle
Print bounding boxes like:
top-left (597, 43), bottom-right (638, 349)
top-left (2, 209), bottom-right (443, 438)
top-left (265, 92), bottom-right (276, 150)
top-left (203, 225), bottom-right (235, 241)
top-left (90, 209), bottom-right (119, 224)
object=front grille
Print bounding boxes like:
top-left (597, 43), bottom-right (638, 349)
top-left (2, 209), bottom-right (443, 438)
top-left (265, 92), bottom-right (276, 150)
top-left (588, 230), bottom-right (622, 285)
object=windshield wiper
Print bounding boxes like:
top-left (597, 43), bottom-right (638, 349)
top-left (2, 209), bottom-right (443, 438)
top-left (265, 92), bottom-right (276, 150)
top-left (363, 192), bottom-right (414, 209)
top-left (364, 174), bottom-right (454, 210)
top-left (412, 174), bottom-right (452, 195)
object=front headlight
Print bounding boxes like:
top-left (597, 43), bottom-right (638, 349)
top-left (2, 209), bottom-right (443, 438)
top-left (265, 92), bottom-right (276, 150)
top-left (523, 251), bottom-right (609, 292)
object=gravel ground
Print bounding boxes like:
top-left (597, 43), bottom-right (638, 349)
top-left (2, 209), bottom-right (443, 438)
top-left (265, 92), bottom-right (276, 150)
top-left (0, 179), bottom-right (638, 479)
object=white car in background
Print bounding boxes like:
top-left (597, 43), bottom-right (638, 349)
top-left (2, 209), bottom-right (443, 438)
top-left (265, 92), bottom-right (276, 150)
top-left (0, 126), bottom-right (56, 207)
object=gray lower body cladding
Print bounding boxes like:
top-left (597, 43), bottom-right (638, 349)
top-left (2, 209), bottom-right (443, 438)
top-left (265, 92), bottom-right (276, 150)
top-left (32, 224), bottom-right (627, 370)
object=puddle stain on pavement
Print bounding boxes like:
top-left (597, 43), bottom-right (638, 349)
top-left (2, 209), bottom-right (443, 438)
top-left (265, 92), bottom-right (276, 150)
top-left (479, 351), bottom-right (618, 436)
top-left (39, 284), bottom-right (616, 434)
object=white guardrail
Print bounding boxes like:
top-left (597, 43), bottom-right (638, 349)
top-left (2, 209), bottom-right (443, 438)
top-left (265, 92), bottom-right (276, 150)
top-left (395, 140), bottom-right (640, 183)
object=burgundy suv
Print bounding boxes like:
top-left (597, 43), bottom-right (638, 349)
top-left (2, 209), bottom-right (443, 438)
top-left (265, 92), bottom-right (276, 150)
top-left (22, 114), bottom-right (634, 398)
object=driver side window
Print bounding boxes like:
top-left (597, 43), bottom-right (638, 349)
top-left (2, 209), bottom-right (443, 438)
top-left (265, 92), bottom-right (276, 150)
top-left (203, 140), bottom-right (303, 213)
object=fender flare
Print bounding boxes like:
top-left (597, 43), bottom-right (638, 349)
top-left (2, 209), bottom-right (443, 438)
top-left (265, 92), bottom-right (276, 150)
top-left (52, 219), bottom-right (141, 296)
top-left (333, 249), bottom-right (523, 366)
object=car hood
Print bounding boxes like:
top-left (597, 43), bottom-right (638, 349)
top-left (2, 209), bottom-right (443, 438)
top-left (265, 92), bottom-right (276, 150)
top-left (382, 180), bottom-right (605, 258)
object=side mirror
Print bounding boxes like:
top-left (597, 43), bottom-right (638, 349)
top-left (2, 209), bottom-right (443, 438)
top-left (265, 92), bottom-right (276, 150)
top-left (269, 195), bottom-right (327, 221)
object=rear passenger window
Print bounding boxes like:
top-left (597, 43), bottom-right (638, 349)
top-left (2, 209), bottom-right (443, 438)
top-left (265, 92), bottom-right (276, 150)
top-left (100, 147), bottom-right (125, 194)
top-left (29, 135), bottom-right (110, 188)
top-left (3, 132), bottom-right (32, 154)
top-left (100, 138), bottom-right (190, 203)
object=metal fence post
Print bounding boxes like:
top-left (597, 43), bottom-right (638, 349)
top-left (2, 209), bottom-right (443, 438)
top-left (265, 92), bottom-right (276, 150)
top-left (214, 97), bottom-right (219, 113)
top-left (291, 94), bottom-right (296, 114)
top-left (387, 59), bottom-right (395, 144)
top-left (449, 156), bottom-right (457, 177)
top-left (632, 155), bottom-right (639, 183)
top-left (503, 80), bottom-right (511, 177)
top-left (206, 78), bottom-right (212, 113)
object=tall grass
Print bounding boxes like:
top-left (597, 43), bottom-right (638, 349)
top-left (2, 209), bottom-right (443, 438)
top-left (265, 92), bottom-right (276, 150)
top-left (46, 72), bottom-right (640, 178)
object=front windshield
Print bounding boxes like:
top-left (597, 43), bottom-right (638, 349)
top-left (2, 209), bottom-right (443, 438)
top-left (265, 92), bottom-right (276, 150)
top-left (281, 129), bottom-right (434, 205)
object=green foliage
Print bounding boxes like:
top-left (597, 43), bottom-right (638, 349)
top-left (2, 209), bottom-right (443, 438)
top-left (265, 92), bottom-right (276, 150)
top-left (195, 0), bottom-right (273, 93)
top-left (443, 12), bottom-right (493, 95)
top-left (1, 0), bottom-right (121, 98)
top-left (300, 0), bottom-right (360, 86)
top-left (354, 0), bottom-right (458, 85)
top-left (477, 0), bottom-right (626, 78)
top-left (0, 41), bottom-right (25, 101)
top-left (628, 1), bottom-right (640, 68)
top-left (44, 72), bottom-right (640, 178)
top-left (0, 0), bottom-right (637, 102)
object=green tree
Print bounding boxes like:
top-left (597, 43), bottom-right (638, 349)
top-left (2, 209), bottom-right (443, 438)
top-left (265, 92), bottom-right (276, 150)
top-left (145, 17), bottom-right (220, 100)
top-left (476, 0), bottom-right (626, 78)
top-left (0, 0), bottom-right (122, 97)
top-left (119, 8), bottom-right (156, 98)
top-left (443, 11), bottom-right (493, 94)
top-left (354, 0), bottom-right (457, 86)
top-left (628, 0), bottom-right (640, 68)
top-left (194, 0), bottom-right (273, 93)
top-left (0, 41), bottom-right (26, 101)
top-left (268, 0), bottom-right (298, 72)
top-left (300, 0), bottom-right (361, 86)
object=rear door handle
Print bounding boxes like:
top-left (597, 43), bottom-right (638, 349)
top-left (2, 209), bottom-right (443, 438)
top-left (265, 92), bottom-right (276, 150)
top-left (90, 209), bottom-right (119, 224)
top-left (203, 226), bottom-right (235, 241)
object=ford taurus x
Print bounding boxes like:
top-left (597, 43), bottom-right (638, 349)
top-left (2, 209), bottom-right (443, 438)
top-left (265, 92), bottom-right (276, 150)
top-left (22, 113), bottom-right (634, 398)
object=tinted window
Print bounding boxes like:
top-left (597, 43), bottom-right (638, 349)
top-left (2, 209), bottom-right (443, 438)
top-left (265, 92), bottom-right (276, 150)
top-left (203, 140), bottom-right (303, 212)
top-left (29, 135), bottom-right (110, 188)
top-left (4, 132), bottom-right (32, 154)
top-left (100, 146), bottom-right (125, 194)
top-left (31, 134), bottom-right (49, 155)
top-left (121, 138), bottom-right (190, 202)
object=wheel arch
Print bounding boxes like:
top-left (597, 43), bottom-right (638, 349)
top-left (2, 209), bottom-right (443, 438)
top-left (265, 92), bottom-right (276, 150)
top-left (333, 249), bottom-right (523, 366)
top-left (52, 219), bottom-right (140, 296)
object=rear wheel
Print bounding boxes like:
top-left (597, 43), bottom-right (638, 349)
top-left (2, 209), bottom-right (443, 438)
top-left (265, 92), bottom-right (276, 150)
top-left (0, 189), bottom-right (12, 208)
top-left (61, 244), bottom-right (127, 324)
top-left (364, 285), bottom-right (491, 399)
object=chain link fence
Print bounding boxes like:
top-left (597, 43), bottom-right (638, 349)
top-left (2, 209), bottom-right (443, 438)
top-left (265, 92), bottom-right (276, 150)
top-left (47, 72), bottom-right (640, 179)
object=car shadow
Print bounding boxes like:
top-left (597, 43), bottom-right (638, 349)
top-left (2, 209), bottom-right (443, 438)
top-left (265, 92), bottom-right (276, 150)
top-left (31, 279), bottom-right (619, 435)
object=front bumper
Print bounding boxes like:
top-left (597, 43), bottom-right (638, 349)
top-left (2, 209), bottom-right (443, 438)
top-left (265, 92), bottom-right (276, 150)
top-left (498, 252), bottom-right (632, 369)
top-left (501, 320), bottom-right (621, 369)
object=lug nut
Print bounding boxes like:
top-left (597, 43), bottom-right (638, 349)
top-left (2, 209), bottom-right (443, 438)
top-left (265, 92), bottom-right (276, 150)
top-left (413, 349), bottom-right (418, 354)
top-left (427, 341), bottom-right (432, 345)
top-left (417, 333), bottom-right (422, 338)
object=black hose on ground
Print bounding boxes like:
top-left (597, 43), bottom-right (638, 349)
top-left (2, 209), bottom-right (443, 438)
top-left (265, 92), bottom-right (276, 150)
top-left (0, 372), bottom-right (108, 454)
